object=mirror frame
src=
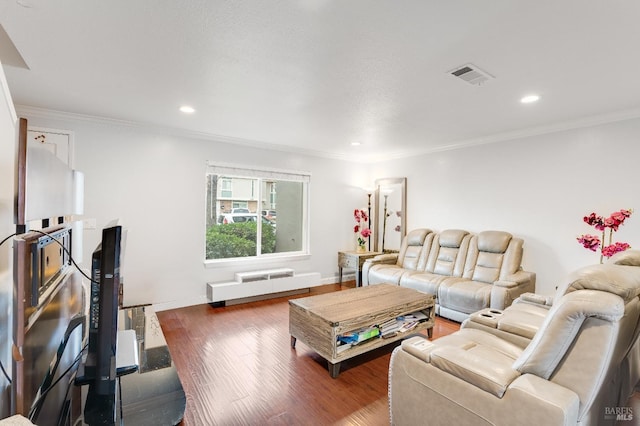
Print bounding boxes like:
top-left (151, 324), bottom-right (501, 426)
top-left (373, 177), bottom-right (407, 253)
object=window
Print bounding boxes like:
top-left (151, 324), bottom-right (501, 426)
top-left (220, 178), bottom-right (232, 198)
top-left (205, 163), bottom-right (310, 261)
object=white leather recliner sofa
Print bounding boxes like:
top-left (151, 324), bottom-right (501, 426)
top-left (389, 254), bottom-right (640, 426)
top-left (363, 229), bottom-right (535, 322)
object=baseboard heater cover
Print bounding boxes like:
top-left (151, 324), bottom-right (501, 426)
top-left (207, 269), bottom-right (321, 303)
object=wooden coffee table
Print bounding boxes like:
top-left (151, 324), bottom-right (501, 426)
top-left (289, 284), bottom-right (435, 378)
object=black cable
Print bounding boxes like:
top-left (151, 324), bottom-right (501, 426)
top-left (31, 229), bottom-right (97, 284)
top-left (56, 369), bottom-right (78, 426)
top-left (0, 232), bottom-right (17, 249)
top-left (0, 357), bottom-right (11, 384)
top-left (28, 315), bottom-right (85, 420)
top-left (28, 342), bottom-right (88, 421)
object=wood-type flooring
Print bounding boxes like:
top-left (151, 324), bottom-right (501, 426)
top-left (157, 282), bottom-right (640, 426)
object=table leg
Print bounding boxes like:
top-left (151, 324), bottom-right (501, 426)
top-left (427, 328), bottom-right (433, 339)
top-left (338, 266), bottom-right (343, 284)
top-left (291, 336), bottom-right (297, 348)
top-left (329, 361), bottom-right (341, 378)
top-left (356, 270), bottom-right (362, 287)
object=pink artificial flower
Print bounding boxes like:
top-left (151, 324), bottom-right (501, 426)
top-left (577, 234), bottom-right (601, 252)
top-left (607, 209), bottom-right (633, 231)
top-left (602, 242), bottom-right (631, 258)
top-left (353, 209), bottom-right (368, 222)
top-left (579, 209), bottom-right (633, 259)
top-left (353, 225), bottom-right (360, 233)
top-left (361, 228), bottom-right (371, 238)
top-left (584, 213), bottom-right (605, 231)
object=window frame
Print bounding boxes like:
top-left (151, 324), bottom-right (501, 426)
top-left (204, 162), bottom-right (311, 266)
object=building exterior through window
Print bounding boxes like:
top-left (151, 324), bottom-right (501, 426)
top-left (205, 163), bottom-right (310, 261)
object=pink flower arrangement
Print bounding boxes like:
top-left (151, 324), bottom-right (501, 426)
top-left (354, 209), bottom-right (371, 249)
top-left (577, 208), bottom-right (633, 262)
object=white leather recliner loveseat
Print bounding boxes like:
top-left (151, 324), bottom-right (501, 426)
top-left (389, 254), bottom-right (640, 425)
top-left (363, 228), bottom-right (536, 322)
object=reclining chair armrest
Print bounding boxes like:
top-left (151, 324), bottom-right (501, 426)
top-left (515, 292), bottom-right (553, 308)
top-left (494, 270), bottom-right (535, 287)
top-left (367, 253), bottom-right (399, 264)
top-left (429, 346), bottom-right (521, 398)
top-left (491, 270), bottom-right (536, 310)
top-left (362, 254), bottom-right (399, 286)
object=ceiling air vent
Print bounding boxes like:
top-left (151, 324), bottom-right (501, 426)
top-left (449, 63), bottom-right (494, 86)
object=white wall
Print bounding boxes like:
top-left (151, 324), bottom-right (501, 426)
top-left (371, 118), bottom-right (640, 296)
top-left (15, 111), bottom-right (370, 310)
top-left (0, 62), bottom-right (17, 418)
top-left (17, 109), bottom-right (640, 306)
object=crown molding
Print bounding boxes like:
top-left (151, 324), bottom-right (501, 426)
top-left (365, 107), bottom-right (640, 163)
top-left (15, 104), bottom-right (640, 165)
top-left (14, 104), bottom-right (357, 163)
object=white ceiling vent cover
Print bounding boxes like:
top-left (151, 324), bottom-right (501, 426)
top-left (449, 64), bottom-right (494, 86)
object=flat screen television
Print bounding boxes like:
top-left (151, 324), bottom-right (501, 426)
top-left (91, 224), bottom-right (122, 395)
top-left (78, 223), bottom-right (124, 393)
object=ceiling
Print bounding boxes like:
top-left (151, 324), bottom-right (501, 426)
top-left (2, 1), bottom-right (640, 162)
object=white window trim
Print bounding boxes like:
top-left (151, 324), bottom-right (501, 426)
top-left (206, 162), bottom-right (311, 183)
top-left (205, 162), bottom-right (311, 263)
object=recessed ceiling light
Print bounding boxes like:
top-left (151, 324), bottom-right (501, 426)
top-left (179, 105), bottom-right (195, 113)
top-left (351, 141), bottom-right (362, 146)
top-left (520, 94), bottom-right (540, 104)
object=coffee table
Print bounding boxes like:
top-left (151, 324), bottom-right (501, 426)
top-left (289, 284), bottom-right (435, 378)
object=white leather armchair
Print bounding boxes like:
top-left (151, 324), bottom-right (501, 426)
top-left (389, 257), bottom-right (640, 426)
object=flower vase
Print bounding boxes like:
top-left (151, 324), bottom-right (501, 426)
top-left (356, 245), bottom-right (366, 253)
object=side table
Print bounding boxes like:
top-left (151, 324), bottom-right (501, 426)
top-left (338, 250), bottom-right (381, 287)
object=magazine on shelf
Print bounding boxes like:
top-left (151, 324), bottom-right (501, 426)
top-left (337, 326), bottom-right (380, 345)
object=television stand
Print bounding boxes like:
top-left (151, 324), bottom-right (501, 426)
top-left (80, 306), bottom-right (186, 425)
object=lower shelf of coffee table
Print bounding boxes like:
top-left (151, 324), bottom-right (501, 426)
top-left (332, 321), bottom-right (432, 362)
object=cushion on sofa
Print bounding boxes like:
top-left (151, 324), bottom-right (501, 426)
top-left (429, 229), bottom-right (471, 277)
top-left (477, 230), bottom-right (512, 253)
top-left (438, 278), bottom-right (492, 314)
top-left (399, 228), bottom-right (432, 270)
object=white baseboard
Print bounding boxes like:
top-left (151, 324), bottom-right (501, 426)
top-left (207, 271), bottom-right (322, 303)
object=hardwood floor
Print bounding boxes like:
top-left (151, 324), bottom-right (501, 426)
top-left (157, 283), bottom-right (459, 425)
top-left (157, 283), bottom-right (640, 426)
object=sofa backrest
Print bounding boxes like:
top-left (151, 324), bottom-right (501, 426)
top-left (397, 228), bottom-right (434, 270)
top-left (554, 250), bottom-right (640, 304)
top-left (462, 231), bottom-right (523, 283)
top-left (424, 229), bottom-right (471, 276)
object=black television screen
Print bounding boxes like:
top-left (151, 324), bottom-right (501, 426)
top-left (88, 224), bottom-right (122, 396)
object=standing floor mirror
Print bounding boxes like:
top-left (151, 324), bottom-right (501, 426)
top-left (374, 177), bottom-right (406, 253)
